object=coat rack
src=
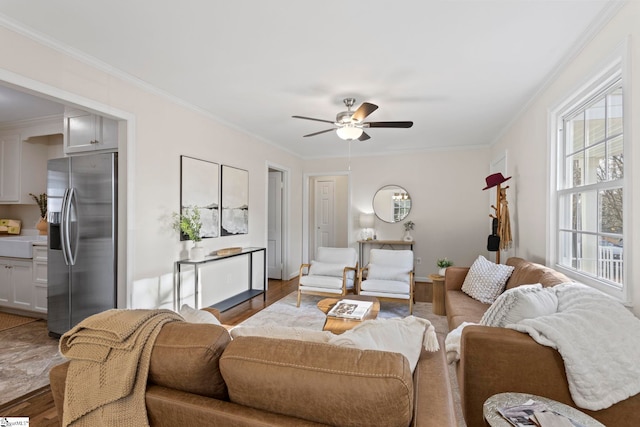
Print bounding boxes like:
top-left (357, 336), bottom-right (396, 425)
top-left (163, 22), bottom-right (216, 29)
top-left (483, 173), bottom-right (512, 264)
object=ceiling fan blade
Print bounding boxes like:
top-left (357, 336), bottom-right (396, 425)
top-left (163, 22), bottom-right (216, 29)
top-left (303, 128), bottom-right (336, 137)
top-left (364, 121), bottom-right (413, 128)
top-left (351, 102), bottom-right (378, 122)
top-left (358, 131), bottom-right (371, 141)
top-left (292, 115), bottom-right (335, 124)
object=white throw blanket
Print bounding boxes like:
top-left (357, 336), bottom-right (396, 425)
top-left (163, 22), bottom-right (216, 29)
top-left (509, 283), bottom-right (640, 411)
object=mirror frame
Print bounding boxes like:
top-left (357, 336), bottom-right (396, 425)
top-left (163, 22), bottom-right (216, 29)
top-left (372, 184), bottom-right (412, 223)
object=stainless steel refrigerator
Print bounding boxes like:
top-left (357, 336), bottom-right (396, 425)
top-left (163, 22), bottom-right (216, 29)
top-left (47, 153), bottom-right (117, 336)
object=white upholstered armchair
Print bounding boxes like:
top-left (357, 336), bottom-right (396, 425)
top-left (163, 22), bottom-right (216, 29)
top-left (358, 249), bottom-right (415, 313)
top-left (297, 247), bottom-right (359, 307)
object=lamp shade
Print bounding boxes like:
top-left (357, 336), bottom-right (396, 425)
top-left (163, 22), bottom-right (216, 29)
top-left (336, 125), bottom-right (363, 141)
top-left (359, 213), bottom-right (375, 228)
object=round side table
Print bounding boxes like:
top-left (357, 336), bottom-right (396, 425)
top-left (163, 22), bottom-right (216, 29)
top-left (483, 393), bottom-right (604, 427)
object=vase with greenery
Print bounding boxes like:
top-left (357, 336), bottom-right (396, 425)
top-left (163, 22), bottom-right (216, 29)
top-left (172, 206), bottom-right (205, 260)
top-left (30, 192), bottom-right (48, 235)
top-left (403, 220), bottom-right (415, 242)
top-left (437, 258), bottom-right (453, 276)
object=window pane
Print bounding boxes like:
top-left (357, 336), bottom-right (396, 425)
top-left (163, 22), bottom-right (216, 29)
top-left (566, 113), bottom-right (584, 154)
top-left (607, 136), bottom-right (623, 180)
top-left (584, 143), bottom-right (605, 185)
top-left (607, 88), bottom-right (623, 137)
top-left (576, 233), bottom-right (598, 276)
top-left (599, 188), bottom-right (623, 234)
top-left (565, 152), bottom-right (583, 188)
top-left (586, 98), bottom-right (606, 146)
top-left (575, 191), bottom-right (598, 233)
top-left (598, 238), bottom-right (623, 284)
top-left (558, 231), bottom-right (576, 269)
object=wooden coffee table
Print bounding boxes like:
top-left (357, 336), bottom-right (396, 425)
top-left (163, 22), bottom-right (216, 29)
top-left (317, 295), bottom-right (380, 334)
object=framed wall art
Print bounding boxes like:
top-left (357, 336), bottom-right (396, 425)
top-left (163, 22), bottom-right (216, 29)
top-left (180, 155), bottom-right (220, 239)
top-left (221, 165), bottom-right (249, 236)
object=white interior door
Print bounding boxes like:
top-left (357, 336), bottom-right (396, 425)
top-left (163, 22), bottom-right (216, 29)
top-left (268, 171), bottom-right (283, 279)
top-left (315, 180), bottom-right (335, 255)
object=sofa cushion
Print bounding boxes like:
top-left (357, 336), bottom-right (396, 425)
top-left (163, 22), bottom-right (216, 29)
top-left (308, 261), bottom-right (347, 278)
top-left (480, 284), bottom-right (558, 327)
top-left (367, 264), bottom-right (411, 283)
top-left (220, 336), bottom-right (413, 427)
top-left (149, 322), bottom-right (230, 399)
top-left (179, 304), bottom-right (222, 325)
top-left (446, 289), bottom-right (490, 329)
top-left (505, 257), bottom-right (570, 289)
top-left (461, 255), bottom-right (515, 304)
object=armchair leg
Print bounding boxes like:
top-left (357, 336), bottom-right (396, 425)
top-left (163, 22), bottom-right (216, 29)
top-left (297, 290), bottom-right (301, 307)
top-left (409, 297), bottom-right (413, 314)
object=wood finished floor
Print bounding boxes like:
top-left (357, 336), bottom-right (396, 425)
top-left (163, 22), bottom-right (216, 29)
top-left (0, 278), bottom-right (298, 427)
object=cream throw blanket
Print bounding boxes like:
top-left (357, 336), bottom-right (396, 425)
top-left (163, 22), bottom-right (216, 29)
top-left (59, 309), bottom-right (183, 427)
top-left (509, 283), bottom-right (640, 411)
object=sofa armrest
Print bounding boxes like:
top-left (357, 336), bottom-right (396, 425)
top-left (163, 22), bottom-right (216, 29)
top-left (413, 336), bottom-right (457, 427)
top-left (445, 267), bottom-right (469, 291)
top-left (459, 325), bottom-right (571, 427)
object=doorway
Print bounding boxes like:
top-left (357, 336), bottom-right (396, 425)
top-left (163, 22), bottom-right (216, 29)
top-left (304, 174), bottom-right (350, 262)
top-left (267, 165), bottom-right (289, 280)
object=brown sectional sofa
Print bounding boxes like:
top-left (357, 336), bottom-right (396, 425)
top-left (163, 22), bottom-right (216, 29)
top-left (445, 256), bottom-right (640, 427)
top-left (50, 315), bottom-right (457, 426)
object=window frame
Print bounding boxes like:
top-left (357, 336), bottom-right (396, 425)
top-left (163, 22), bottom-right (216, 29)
top-left (548, 44), bottom-right (631, 304)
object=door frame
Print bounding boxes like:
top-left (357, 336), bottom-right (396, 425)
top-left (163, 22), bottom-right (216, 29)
top-left (265, 162), bottom-right (290, 280)
top-left (302, 171), bottom-right (351, 264)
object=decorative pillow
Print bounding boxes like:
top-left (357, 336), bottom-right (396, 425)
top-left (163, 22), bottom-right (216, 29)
top-left (480, 284), bottom-right (558, 327)
top-left (328, 316), bottom-right (437, 372)
top-left (308, 261), bottom-right (347, 278)
top-left (230, 325), bottom-right (333, 343)
top-left (461, 255), bottom-right (515, 304)
top-left (367, 264), bottom-right (410, 283)
top-left (179, 304), bottom-right (221, 325)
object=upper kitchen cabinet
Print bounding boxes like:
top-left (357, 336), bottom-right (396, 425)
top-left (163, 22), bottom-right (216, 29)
top-left (64, 108), bottom-right (118, 154)
top-left (0, 134), bottom-right (20, 202)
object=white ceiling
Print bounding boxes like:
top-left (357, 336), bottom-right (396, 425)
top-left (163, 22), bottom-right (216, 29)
top-left (0, 1), bottom-right (619, 158)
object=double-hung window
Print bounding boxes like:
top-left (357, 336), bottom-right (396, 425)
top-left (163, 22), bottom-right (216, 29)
top-left (553, 61), bottom-right (626, 300)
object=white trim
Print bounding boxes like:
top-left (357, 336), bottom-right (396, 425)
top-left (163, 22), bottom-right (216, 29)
top-left (265, 161), bottom-right (290, 281)
top-left (0, 67), bottom-right (137, 309)
top-left (547, 37), bottom-right (630, 304)
top-left (302, 171), bottom-right (351, 264)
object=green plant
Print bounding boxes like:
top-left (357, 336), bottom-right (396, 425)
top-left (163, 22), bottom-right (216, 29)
top-left (437, 258), bottom-right (453, 268)
top-left (172, 206), bottom-right (202, 242)
top-left (29, 193), bottom-right (47, 218)
top-left (404, 220), bottom-right (415, 231)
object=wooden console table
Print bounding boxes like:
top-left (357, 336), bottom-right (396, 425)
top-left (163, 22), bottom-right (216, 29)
top-left (174, 247), bottom-right (266, 312)
top-left (357, 239), bottom-right (415, 267)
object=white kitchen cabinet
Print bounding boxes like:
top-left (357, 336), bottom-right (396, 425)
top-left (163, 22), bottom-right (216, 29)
top-left (0, 134), bottom-right (20, 202)
top-left (32, 245), bottom-right (48, 313)
top-left (0, 257), bottom-right (33, 310)
top-left (64, 108), bottom-right (118, 154)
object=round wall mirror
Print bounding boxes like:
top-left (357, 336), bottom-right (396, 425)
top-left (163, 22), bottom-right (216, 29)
top-left (372, 185), bottom-right (412, 223)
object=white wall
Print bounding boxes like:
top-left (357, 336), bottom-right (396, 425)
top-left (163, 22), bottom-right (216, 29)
top-left (490, 2), bottom-right (640, 314)
top-left (0, 25), bottom-right (305, 310)
top-left (304, 147), bottom-right (492, 279)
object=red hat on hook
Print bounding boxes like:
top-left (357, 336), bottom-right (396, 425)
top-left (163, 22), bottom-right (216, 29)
top-left (482, 173), bottom-right (511, 190)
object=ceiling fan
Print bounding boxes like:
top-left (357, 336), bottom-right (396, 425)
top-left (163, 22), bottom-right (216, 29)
top-left (292, 98), bottom-right (413, 141)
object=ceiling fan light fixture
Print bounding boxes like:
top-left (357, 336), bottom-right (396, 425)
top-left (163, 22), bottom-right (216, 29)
top-left (336, 125), bottom-right (363, 141)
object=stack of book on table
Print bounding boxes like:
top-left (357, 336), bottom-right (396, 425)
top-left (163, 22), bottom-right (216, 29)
top-left (327, 299), bottom-right (373, 320)
top-left (498, 399), bottom-right (585, 427)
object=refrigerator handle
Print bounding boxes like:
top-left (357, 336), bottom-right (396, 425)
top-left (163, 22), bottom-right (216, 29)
top-left (64, 187), bottom-right (78, 265)
top-left (67, 187), bottom-right (79, 266)
top-left (61, 188), bottom-right (71, 266)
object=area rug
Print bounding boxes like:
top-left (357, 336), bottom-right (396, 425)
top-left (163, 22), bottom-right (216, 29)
top-left (0, 312), bottom-right (38, 332)
top-left (238, 292), bottom-right (450, 339)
